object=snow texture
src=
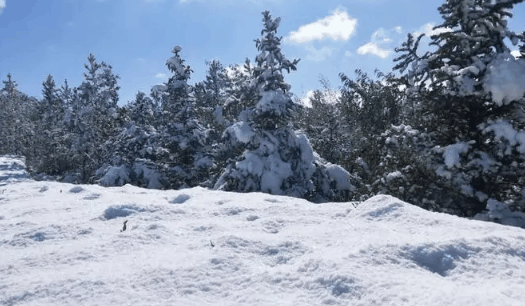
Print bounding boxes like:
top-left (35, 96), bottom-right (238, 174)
top-left (483, 53), bottom-right (525, 106)
top-left (325, 163), bottom-right (353, 191)
top-left (99, 165), bottom-right (130, 187)
top-left (443, 142), bottom-right (469, 168)
top-left (2, 157), bottom-right (525, 305)
top-left (483, 120), bottom-right (525, 154)
top-left (227, 121), bottom-right (255, 144)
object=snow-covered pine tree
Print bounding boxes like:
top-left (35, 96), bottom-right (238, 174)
top-left (0, 74), bottom-right (37, 157)
top-left (153, 46), bottom-right (213, 189)
top-left (215, 11), bottom-right (356, 202)
top-left (31, 75), bottom-right (68, 175)
top-left (335, 69), bottom-right (406, 198)
top-left (295, 77), bottom-right (348, 167)
top-left (0, 74), bottom-right (19, 155)
top-left (222, 60), bottom-right (258, 124)
top-left (96, 91), bottom-right (168, 189)
top-left (194, 59), bottom-right (230, 134)
top-left (66, 54), bottom-right (121, 182)
top-left (393, 0), bottom-right (525, 217)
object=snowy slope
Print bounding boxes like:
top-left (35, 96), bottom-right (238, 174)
top-left (1, 157), bottom-right (525, 306)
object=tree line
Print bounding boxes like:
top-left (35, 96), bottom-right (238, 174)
top-left (1, 0), bottom-right (525, 222)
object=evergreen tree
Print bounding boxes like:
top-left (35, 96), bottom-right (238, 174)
top-left (215, 11), bottom-right (356, 202)
top-left (30, 75), bottom-right (68, 174)
top-left (152, 46), bottom-right (213, 189)
top-left (295, 77), bottom-right (348, 167)
top-left (97, 91), bottom-right (168, 188)
top-left (392, 0), bottom-right (525, 216)
top-left (222, 60), bottom-right (259, 123)
top-left (0, 74), bottom-right (37, 158)
top-left (65, 54), bottom-right (121, 182)
top-left (194, 59), bottom-right (230, 144)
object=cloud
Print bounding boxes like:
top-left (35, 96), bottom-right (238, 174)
top-left (0, 0), bottom-right (6, 15)
top-left (288, 9), bottom-right (357, 43)
top-left (414, 22), bottom-right (452, 37)
top-left (305, 46), bottom-right (333, 62)
top-left (356, 26), bottom-right (402, 59)
top-left (372, 28), bottom-right (393, 43)
top-left (155, 73), bottom-right (167, 79)
top-left (300, 88), bottom-right (342, 107)
top-left (344, 50), bottom-right (352, 57)
top-left (357, 42), bottom-right (390, 58)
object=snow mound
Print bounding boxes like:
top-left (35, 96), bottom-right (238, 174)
top-left (356, 195), bottom-right (409, 220)
top-left (69, 186), bottom-right (85, 193)
top-left (0, 155), bottom-right (30, 184)
top-left (101, 204), bottom-right (149, 220)
top-left (1, 162), bottom-right (525, 306)
top-left (170, 193), bottom-right (191, 204)
top-left (99, 165), bottom-right (129, 187)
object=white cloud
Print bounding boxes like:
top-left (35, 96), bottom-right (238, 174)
top-left (372, 28), bottom-right (392, 43)
top-left (357, 42), bottom-right (390, 58)
top-left (0, 0), bottom-right (6, 15)
top-left (415, 22), bottom-right (452, 37)
top-left (344, 50), bottom-right (352, 57)
top-left (305, 46), bottom-right (333, 62)
top-left (288, 9), bottom-right (357, 43)
top-left (300, 88), bottom-right (342, 107)
top-left (356, 26), bottom-right (402, 59)
top-left (155, 73), bottom-right (167, 79)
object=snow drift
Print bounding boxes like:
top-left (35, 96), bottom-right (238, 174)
top-left (1, 156), bottom-right (525, 305)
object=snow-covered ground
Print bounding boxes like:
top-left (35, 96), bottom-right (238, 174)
top-left (1, 156), bottom-right (525, 306)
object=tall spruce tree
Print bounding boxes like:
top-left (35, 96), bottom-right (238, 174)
top-left (0, 74), bottom-right (37, 158)
top-left (97, 91), bottom-right (168, 188)
top-left (153, 46), bottom-right (213, 189)
top-left (65, 54), bottom-right (121, 182)
top-left (215, 11), bottom-right (356, 202)
top-left (31, 75), bottom-right (68, 174)
top-left (392, 0), bottom-right (525, 217)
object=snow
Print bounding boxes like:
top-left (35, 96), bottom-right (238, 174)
top-left (167, 56), bottom-right (186, 76)
top-left (132, 162), bottom-right (163, 189)
top-left (483, 120), bottom-right (525, 154)
top-left (259, 153), bottom-right (293, 195)
top-left (475, 199), bottom-right (525, 228)
top-left (257, 90), bottom-right (289, 112)
top-left (386, 170), bottom-right (404, 182)
top-left (325, 163), bottom-right (353, 191)
top-left (0, 156), bottom-right (30, 185)
top-left (226, 121), bottom-right (255, 144)
top-left (2, 156), bottom-right (525, 305)
top-left (99, 165), bottom-right (129, 187)
top-left (483, 53), bottom-right (525, 106)
top-left (443, 142), bottom-right (469, 169)
top-left (151, 85), bottom-right (168, 95)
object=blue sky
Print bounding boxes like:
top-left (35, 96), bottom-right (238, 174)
top-left (1, 0), bottom-right (524, 105)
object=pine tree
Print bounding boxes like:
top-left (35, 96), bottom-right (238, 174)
top-left (223, 60), bottom-right (259, 123)
top-left (66, 54), bottom-right (121, 182)
top-left (152, 46), bottom-right (213, 189)
top-left (194, 59), bottom-right (230, 140)
top-left (97, 91), bottom-right (168, 188)
top-left (215, 11), bottom-right (356, 202)
top-left (0, 74), bottom-right (37, 158)
top-left (392, 0), bottom-right (525, 216)
top-left (30, 75), bottom-right (68, 174)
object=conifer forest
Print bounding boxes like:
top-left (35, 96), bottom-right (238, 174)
top-left (2, 0), bottom-right (525, 223)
